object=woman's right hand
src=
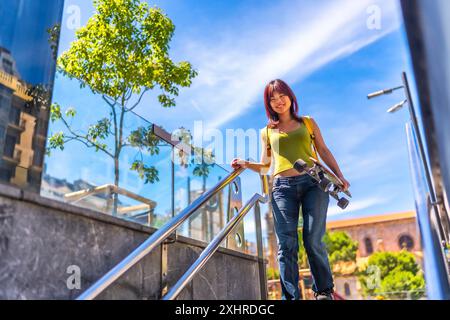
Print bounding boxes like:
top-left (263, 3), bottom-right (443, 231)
top-left (231, 158), bottom-right (246, 170)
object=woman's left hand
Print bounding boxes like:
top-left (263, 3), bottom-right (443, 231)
top-left (338, 176), bottom-right (350, 192)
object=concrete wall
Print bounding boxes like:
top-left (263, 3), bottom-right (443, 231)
top-left (0, 183), bottom-right (262, 300)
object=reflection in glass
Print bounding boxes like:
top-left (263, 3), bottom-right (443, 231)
top-left (0, 0), bottom-right (64, 191)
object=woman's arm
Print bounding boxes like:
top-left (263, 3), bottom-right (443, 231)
top-left (310, 118), bottom-right (350, 190)
top-left (231, 131), bottom-right (271, 174)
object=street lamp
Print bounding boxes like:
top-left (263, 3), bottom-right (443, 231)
top-left (386, 99), bottom-right (407, 114)
top-left (367, 85), bottom-right (404, 100)
top-left (367, 71), bottom-right (447, 245)
top-left (367, 84), bottom-right (407, 113)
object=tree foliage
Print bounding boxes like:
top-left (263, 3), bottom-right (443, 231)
top-left (297, 230), bottom-right (358, 269)
top-left (359, 251), bottom-right (425, 300)
top-left (47, 0), bottom-right (199, 201)
top-left (57, 0), bottom-right (197, 106)
top-left (267, 267), bottom-right (280, 280)
top-left (323, 231), bottom-right (359, 265)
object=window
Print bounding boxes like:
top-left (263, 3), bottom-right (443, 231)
top-left (3, 59), bottom-right (13, 75)
top-left (344, 283), bottom-right (351, 296)
top-left (9, 106), bottom-right (21, 125)
top-left (4, 134), bottom-right (16, 158)
top-left (0, 167), bottom-right (13, 181)
top-left (399, 234), bottom-right (414, 251)
top-left (0, 87), bottom-right (12, 109)
top-left (364, 237), bottom-right (373, 255)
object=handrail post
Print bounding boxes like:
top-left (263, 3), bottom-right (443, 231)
top-left (254, 201), bottom-right (268, 300)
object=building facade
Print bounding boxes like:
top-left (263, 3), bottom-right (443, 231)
top-left (328, 211), bottom-right (423, 299)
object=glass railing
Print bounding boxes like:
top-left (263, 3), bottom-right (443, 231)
top-left (38, 0), bottom-right (257, 253)
top-left (41, 94), bottom-right (232, 228)
top-left (175, 162), bottom-right (231, 243)
top-left (236, 201), bottom-right (270, 258)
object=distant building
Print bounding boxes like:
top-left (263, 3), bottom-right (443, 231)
top-left (327, 211), bottom-right (421, 257)
top-left (327, 211), bottom-right (423, 300)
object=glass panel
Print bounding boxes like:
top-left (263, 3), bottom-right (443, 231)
top-left (41, 96), bottom-right (178, 228)
top-left (176, 160), bottom-right (231, 243)
top-left (0, 0), bottom-right (64, 192)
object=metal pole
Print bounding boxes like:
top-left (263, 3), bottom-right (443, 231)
top-left (402, 71), bottom-right (448, 243)
top-left (187, 176), bottom-right (191, 238)
top-left (171, 149), bottom-right (175, 219)
top-left (254, 201), bottom-right (268, 300)
top-left (403, 72), bottom-right (436, 204)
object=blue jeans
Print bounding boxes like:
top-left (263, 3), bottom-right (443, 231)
top-left (271, 174), bottom-right (334, 300)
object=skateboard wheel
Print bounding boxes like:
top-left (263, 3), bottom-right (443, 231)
top-left (337, 198), bottom-right (349, 209)
top-left (319, 177), bottom-right (332, 192)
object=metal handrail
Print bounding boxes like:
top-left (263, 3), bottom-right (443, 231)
top-left (76, 167), bottom-right (245, 300)
top-left (163, 176), bottom-right (269, 300)
top-left (64, 184), bottom-right (156, 207)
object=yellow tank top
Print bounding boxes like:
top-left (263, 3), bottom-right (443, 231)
top-left (261, 120), bottom-right (316, 176)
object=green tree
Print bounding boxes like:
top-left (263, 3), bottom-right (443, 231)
top-left (48, 0), bottom-right (197, 213)
top-left (359, 251), bottom-right (425, 300)
top-left (267, 267), bottom-right (280, 280)
top-left (323, 231), bottom-right (359, 265)
top-left (297, 229), bottom-right (358, 270)
top-left (297, 228), bottom-right (308, 269)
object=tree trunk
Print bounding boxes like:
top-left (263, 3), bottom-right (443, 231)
top-left (113, 155), bottom-right (119, 215)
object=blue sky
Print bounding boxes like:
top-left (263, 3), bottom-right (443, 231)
top-left (0, 0), bottom-right (64, 85)
top-left (44, 0), bottom-right (419, 229)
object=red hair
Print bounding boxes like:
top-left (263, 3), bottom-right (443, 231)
top-left (263, 79), bottom-right (302, 128)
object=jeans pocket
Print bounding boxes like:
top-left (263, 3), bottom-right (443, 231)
top-left (272, 181), bottom-right (285, 192)
top-left (272, 183), bottom-right (289, 199)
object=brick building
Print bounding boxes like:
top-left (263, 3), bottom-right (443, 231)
top-left (327, 211), bottom-right (423, 299)
top-left (266, 209), bottom-right (423, 299)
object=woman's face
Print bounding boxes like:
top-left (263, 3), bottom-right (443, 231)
top-left (270, 91), bottom-right (292, 115)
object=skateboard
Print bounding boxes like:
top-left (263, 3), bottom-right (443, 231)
top-left (293, 157), bottom-right (351, 209)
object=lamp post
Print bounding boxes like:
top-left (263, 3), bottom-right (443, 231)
top-left (367, 71), bottom-right (447, 245)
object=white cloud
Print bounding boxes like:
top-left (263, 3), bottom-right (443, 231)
top-left (139, 0), bottom-right (402, 132)
top-left (175, 187), bottom-right (187, 207)
top-left (175, 166), bottom-right (189, 178)
top-left (327, 195), bottom-right (388, 216)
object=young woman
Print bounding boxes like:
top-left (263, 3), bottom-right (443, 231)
top-left (231, 79), bottom-right (350, 300)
